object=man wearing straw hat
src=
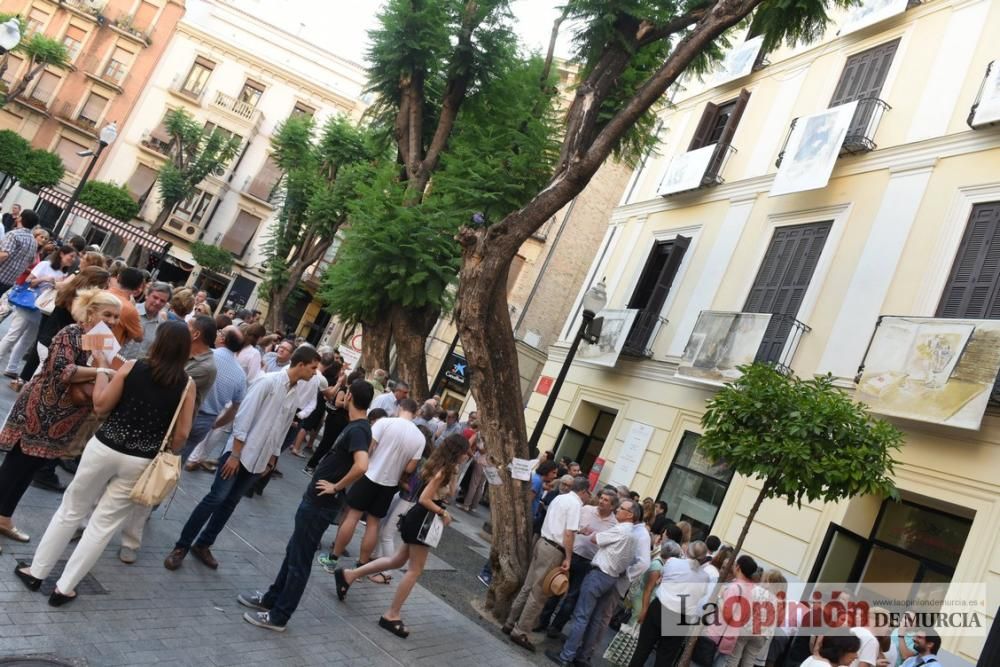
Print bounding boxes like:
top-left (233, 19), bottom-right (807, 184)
top-left (503, 476), bottom-right (591, 653)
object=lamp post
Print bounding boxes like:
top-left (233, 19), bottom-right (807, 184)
top-left (0, 17), bottom-right (22, 82)
top-left (527, 279), bottom-right (607, 454)
top-left (52, 121), bottom-right (117, 238)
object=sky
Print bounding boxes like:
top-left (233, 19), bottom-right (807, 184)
top-left (235, 0), bottom-right (575, 65)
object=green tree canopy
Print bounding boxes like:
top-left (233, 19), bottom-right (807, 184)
top-left (258, 114), bottom-right (380, 332)
top-left (0, 30), bottom-right (70, 107)
top-left (77, 181), bottom-right (139, 221)
top-left (190, 241), bottom-right (233, 274)
top-left (17, 148), bottom-right (64, 192)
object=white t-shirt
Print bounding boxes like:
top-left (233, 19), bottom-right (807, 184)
top-left (366, 417), bottom-right (424, 486)
top-left (540, 491), bottom-right (582, 544)
top-left (850, 627), bottom-right (880, 667)
top-left (800, 658), bottom-right (833, 667)
top-left (368, 391), bottom-right (398, 417)
top-left (30, 261), bottom-right (65, 285)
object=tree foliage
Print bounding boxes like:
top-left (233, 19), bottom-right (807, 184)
top-left (259, 114), bottom-right (380, 332)
top-left (77, 181), bottom-right (140, 221)
top-left (0, 29), bottom-right (70, 107)
top-left (0, 129), bottom-right (30, 178)
top-left (190, 241), bottom-right (234, 274)
top-left (0, 130), bottom-right (64, 195)
top-left (700, 364), bottom-right (901, 508)
top-left (151, 108), bottom-right (240, 233)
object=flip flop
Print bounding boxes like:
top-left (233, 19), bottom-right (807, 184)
top-left (378, 616), bottom-right (409, 638)
top-left (333, 567), bottom-right (350, 601)
top-left (367, 572), bottom-right (392, 585)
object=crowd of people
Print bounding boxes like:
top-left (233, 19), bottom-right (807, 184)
top-left (0, 206), bottom-right (947, 664)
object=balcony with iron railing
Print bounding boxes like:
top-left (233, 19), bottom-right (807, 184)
top-left (138, 129), bottom-right (172, 159)
top-left (53, 101), bottom-right (99, 138)
top-left (211, 91), bottom-right (263, 128)
top-left (242, 172), bottom-right (280, 206)
top-left (659, 143), bottom-right (737, 197)
top-left (81, 56), bottom-right (125, 93)
top-left (776, 97), bottom-right (891, 167)
top-left (753, 313), bottom-right (812, 375)
top-left (621, 309), bottom-right (665, 358)
top-left (968, 60), bottom-right (998, 130)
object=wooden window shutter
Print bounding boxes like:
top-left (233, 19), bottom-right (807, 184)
top-left (55, 137), bottom-right (88, 174)
top-left (688, 102), bottom-right (719, 151)
top-left (745, 222), bottom-right (832, 362)
top-left (706, 89), bottom-right (751, 179)
top-left (623, 236), bottom-right (690, 353)
top-left (221, 211), bottom-right (262, 256)
top-left (80, 92), bottom-right (108, 121)
top-left (31, 71), bottom-right (60, 102)
top-left (937, 202), bottom-right (1000, 319)
top-left (194, 56), bottom-right (216, 70)
top-left (126, 163), bottom-right (159, 203)
top-left (65, 25), bottom-right (86, 42)
top-left (647, 235), bottom-right (691, 314)
top-left (248, 155), bottom-right (281, 201)
top-left (830, 39), bottom-right (900, 106)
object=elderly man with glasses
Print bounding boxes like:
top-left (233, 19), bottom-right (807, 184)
top-left (546, 499), bottom-right (643, 667)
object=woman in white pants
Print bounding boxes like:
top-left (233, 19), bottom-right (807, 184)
top-left (0, 244), bottom-right (76, 385)
top-left (15, 318), bottom-right (195, 606)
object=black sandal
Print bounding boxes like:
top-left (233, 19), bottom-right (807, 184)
top-left (333, 567), bottom-right (350, 601)
top-left (48, 589), bottom-right (77, 607)
top-left (14, 562), bottom-right (42, 591)
top-left (367, 572), bottom-right (392, 585)
top-left (378, 616), bottom-right (409, 638)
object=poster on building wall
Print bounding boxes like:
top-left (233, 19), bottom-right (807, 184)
top-left (578, 309), bottom-right (638, 367)
top-left (712, 36), bottom-right (764, 86)
top-left (677, 311), bottom-right (772, 385)
top-left (658, 144), bottom-right (718, 196)
top-left (838, 0), bottom-right (909, 36)
top-left (769, 101), bottom-right (858, 197)
top-left (856, 316), bottom-right (1000, 430)
top-left (608, 422), bottom-right (655, 488)
top-left (971, 61), bottom-right (1000, 127)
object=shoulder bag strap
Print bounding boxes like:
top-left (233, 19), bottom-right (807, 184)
top-left (161, 378), bottom-right (193, 453)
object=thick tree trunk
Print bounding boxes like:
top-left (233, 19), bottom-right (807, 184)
top-left (390, 304), bottom-right (437, 398)
top-left (361, 317), bottom-right (392, 373)
top-left (456, 261), bottom-right (533, 620)
top-left (266, 285), bottom-right (291, 333)
top-left (676, 479), bottom-right (773, 667)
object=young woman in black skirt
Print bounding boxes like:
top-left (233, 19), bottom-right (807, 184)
top-left (334, 433), bottom-right (470, 638)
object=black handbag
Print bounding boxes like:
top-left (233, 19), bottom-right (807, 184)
top-left (692, 635), bottom-right (720, 666)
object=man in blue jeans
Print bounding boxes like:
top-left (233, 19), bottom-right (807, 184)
top-left (163, 346), bottom-right (321, 571)
top-left (238, 379), bottom-right (374, 631)
top-left (545, 500), bottom-right (640, 667)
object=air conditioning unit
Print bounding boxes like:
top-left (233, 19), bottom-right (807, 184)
top-left (165, 217), bottom-right (202, 242)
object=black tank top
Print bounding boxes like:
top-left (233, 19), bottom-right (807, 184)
top-left (97, 360), bottom-right (187, 459)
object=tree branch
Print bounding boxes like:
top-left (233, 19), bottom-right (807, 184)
top-left (539, 6), bottom-right (569, 90)
top-left (636, 8), bottom-right (709, 47)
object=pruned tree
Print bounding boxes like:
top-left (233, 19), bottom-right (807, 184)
top-left (322, 2), bottom-right (560, 395)
top-left (77, 181), bottom-right (140, 221)
top-left (442, 0), bottom-right (861, 617)
top-left (676, 363), bottom-right (900, 665)
top-left (0, 26), bottom-right (69, 107)
top-left (148, 108), bottom-right (241, 236)
top-left (190, 241), bottom-right (234, 274)
top-left (0, 130), bottom-right (64, 198)
top-left (259, 114), bottom-right (378, 333)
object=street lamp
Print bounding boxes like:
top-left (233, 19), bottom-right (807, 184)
top-left (527, 279), bottom-right (608, 454)
top-left (0, 17), bottom-right (20, 54)
top-left (52, 121), bottom-right (117, 238)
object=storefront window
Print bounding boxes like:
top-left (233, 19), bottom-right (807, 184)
top-left (656, 431), bottom-right (734, 541)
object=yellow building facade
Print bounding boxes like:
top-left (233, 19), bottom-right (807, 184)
top-left (527, 1), bottom-right (1000, 661)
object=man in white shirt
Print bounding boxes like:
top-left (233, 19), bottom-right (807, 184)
top-left (851, 611), bottom-right (891, 667)
top-left (324, 397), bottom-right (424, 568)
top-left (547, 499), bottom-right (639, 666)
top-left (368, 380), bottom-right (409, 417)
top-left (164, 346), bottom-right (321, 571)
top-left (503, 477), bottom-right (590, 653)
top-left (541, 487), bottom-right (619, 637)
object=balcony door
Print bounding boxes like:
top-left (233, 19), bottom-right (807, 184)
top-left (623, 235), bottom-right (689, 356)
top-left (830, 39), bottom-right (899, 148)
top-left (744, 221), bottom-right (831, 363)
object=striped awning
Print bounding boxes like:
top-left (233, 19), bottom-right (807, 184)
top-left (38, 187), bottom-right (170, 254)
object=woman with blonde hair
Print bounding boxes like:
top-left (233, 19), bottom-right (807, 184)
top-left (676, 519), bottom-right (692, 555)
top-left (0, 288), bottom-right (118, 553)
top-left (16, 319), bottom-right (195, 605)
top-left (334, 434), bottom-right (470, 638)
top-left (168, 287), bottom-right (195, 321)
top-left (14, 266), bottom-right (111, 389)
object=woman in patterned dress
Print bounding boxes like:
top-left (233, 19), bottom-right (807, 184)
top-left (0, 289), bottom-right (121, 552)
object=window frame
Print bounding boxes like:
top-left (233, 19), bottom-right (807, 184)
top-left (655, 430), bottom-right (734, 540)
top-left (181, 57), bottom-right (215, 96)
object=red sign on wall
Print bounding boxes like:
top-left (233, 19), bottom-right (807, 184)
top-left (536, 375), bottom-right (555, 396)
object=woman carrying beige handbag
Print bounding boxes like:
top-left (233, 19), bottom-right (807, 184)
top-left (15, 320), bottom-right (195, 606)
